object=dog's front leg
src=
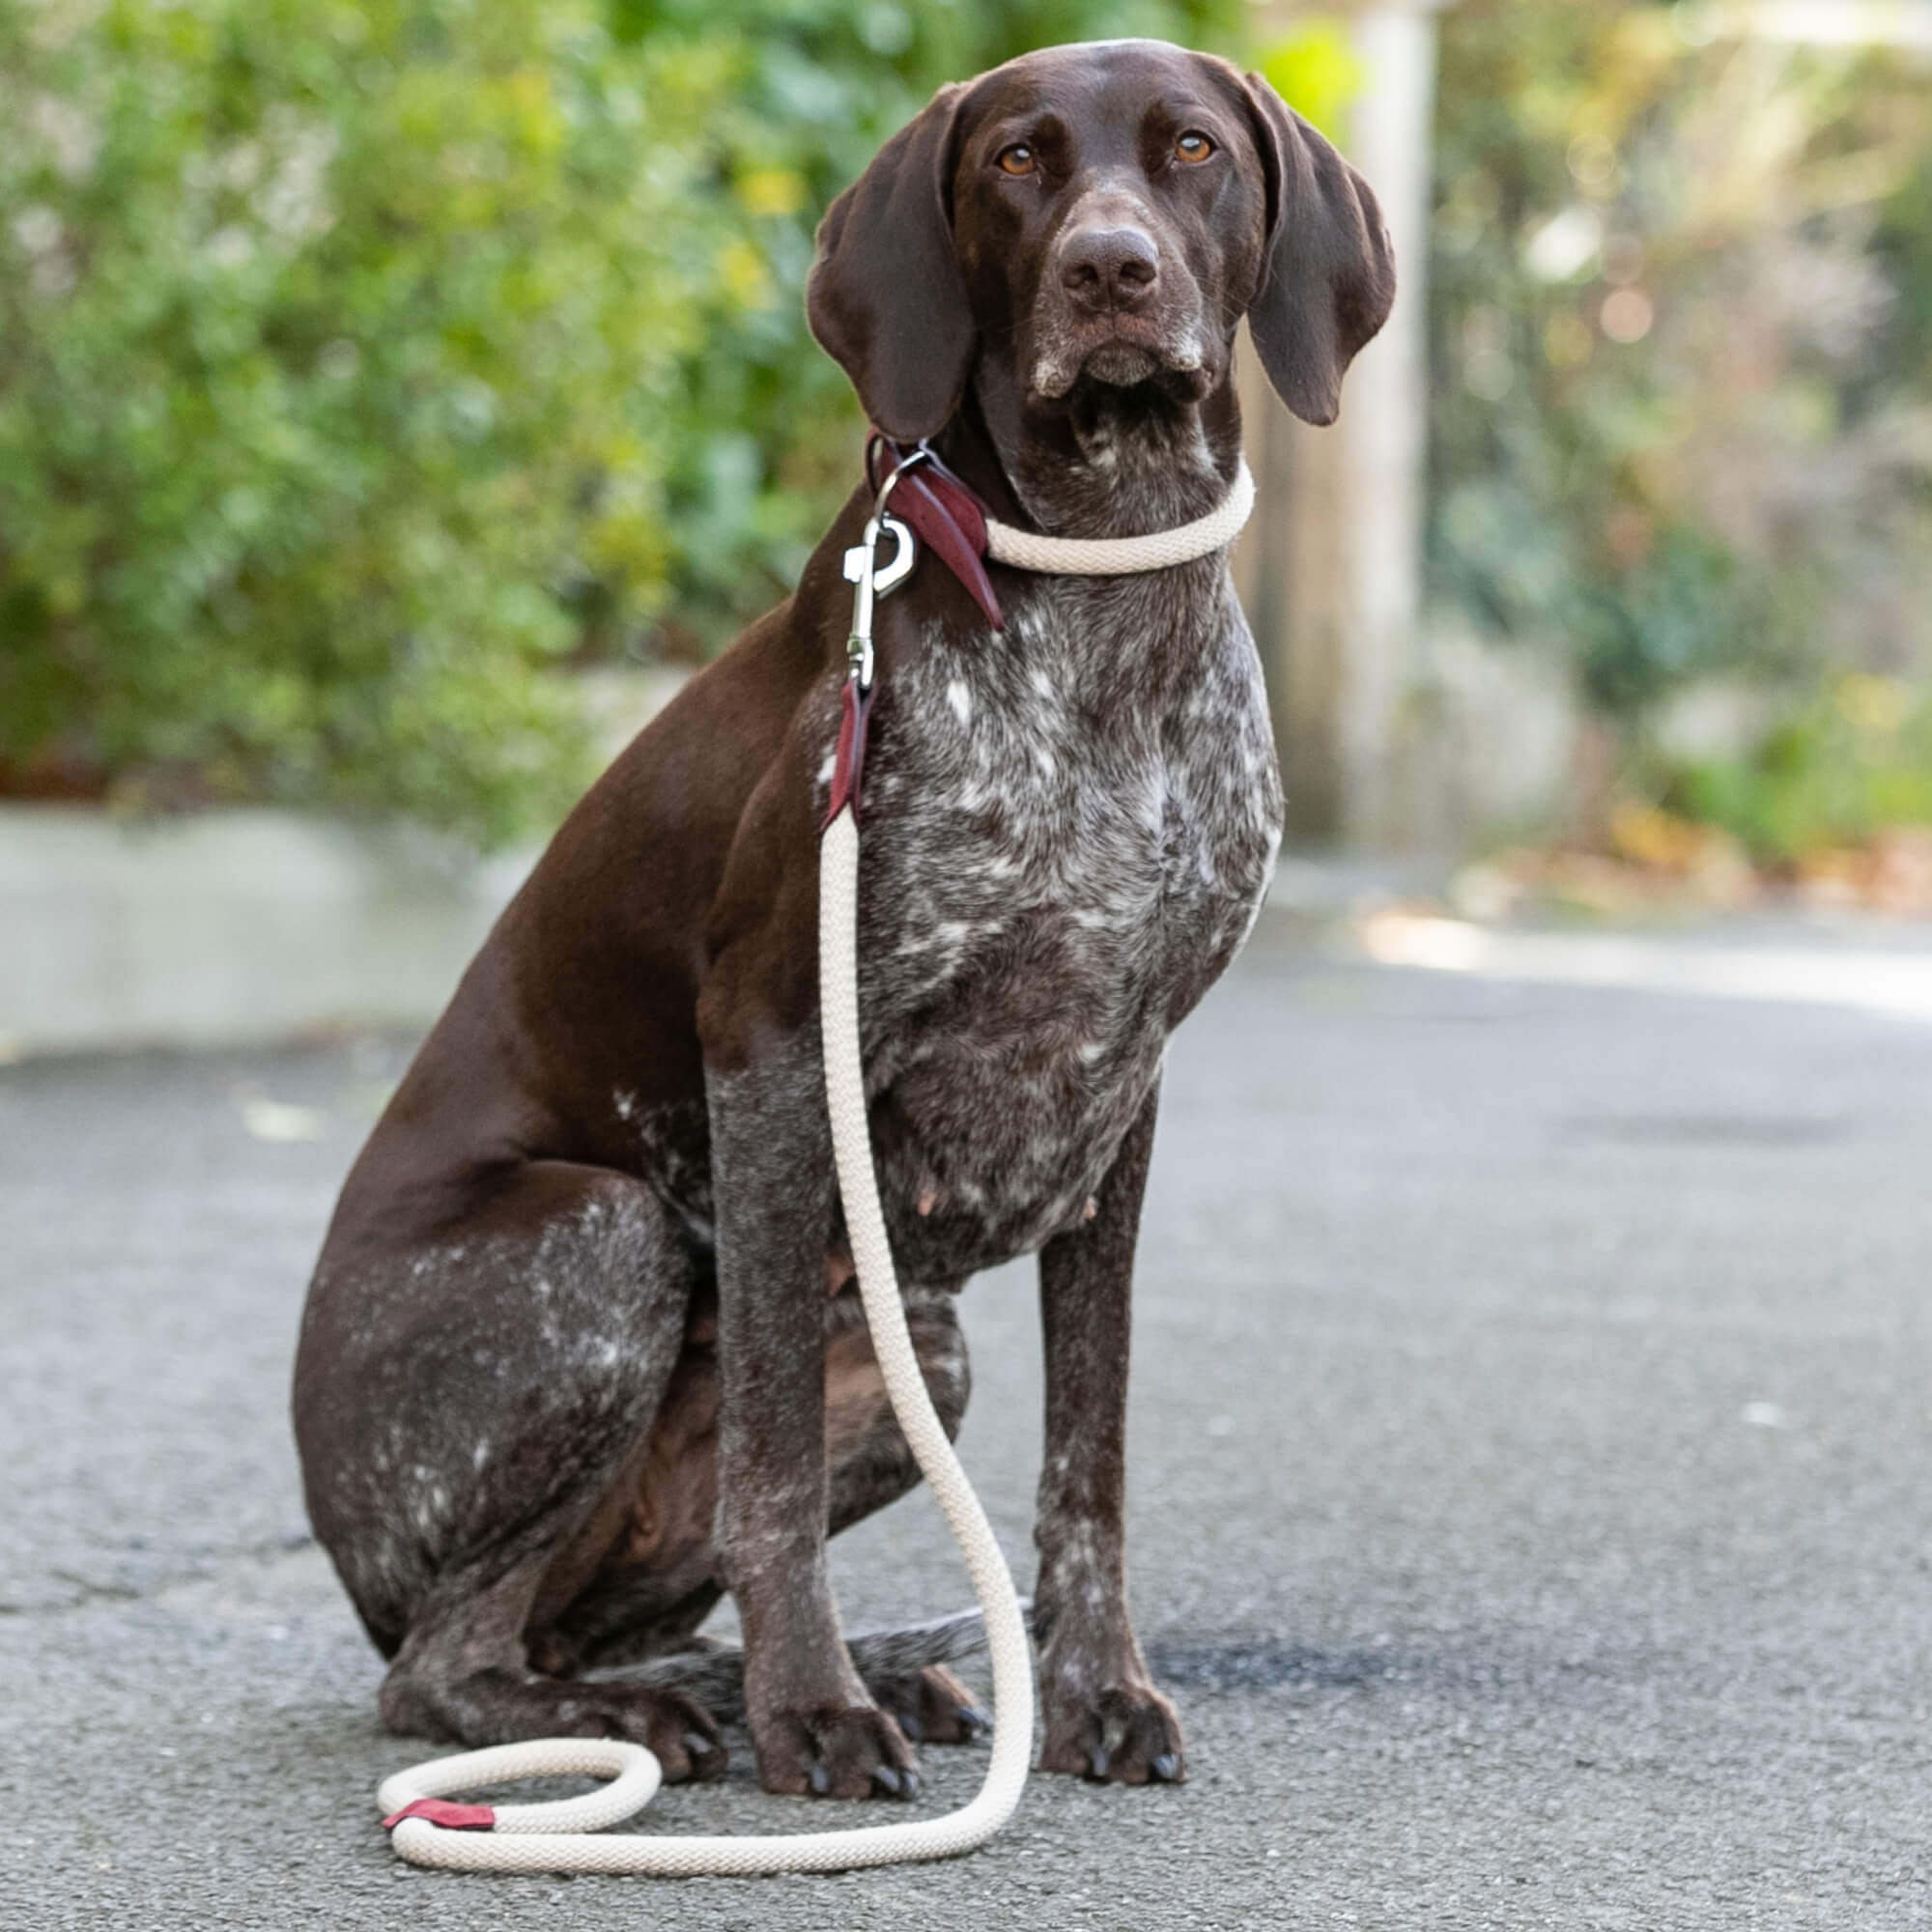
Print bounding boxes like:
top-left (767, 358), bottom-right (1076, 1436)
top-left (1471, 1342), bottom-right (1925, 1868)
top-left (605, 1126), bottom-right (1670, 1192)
top-left (707, 1025), bottom-right (921, 1800)
top-left (1034, 1081), bottom-right (1185, 1784)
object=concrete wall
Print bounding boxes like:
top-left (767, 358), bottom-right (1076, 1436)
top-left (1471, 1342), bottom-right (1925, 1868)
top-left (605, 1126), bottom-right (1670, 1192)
top-left (0, 807), bottom-right (535, 1059)
top-left (0, 666), bottom-right (689, 1059)
top-left (1395, 622), bottom-right (1585, 851)
top-left (0, 640), bottom-right (1595, 1059)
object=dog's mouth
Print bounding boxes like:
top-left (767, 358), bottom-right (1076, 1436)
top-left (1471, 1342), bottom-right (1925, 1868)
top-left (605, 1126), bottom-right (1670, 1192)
top-left (1080, 341), bottom-right (1164, 388)
top-left (1029, 312), bottom-right (1209, 404)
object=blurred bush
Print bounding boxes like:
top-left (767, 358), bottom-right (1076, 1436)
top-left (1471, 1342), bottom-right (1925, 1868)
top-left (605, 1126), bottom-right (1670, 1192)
top-left (26, 0), bottom-right (1921, 858)
top-left (1664, 673), bottom-right (1932, 865)
top-left (0, 0), bottom-right (1237, 842)
top-left (1431, 1), bottom-right (1932, 753)
top-left (1, 0), bottom-right (751, 842)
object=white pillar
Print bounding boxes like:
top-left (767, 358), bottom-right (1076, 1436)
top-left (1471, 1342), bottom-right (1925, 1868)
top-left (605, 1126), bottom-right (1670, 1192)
top-left (1237, 1), bottom-right (1443, 848)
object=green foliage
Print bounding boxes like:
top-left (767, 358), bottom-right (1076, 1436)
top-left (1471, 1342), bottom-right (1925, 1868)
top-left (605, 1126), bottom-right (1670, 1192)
top-left (0, 0), bottom-right (1243, 838)
top-left (0, 0), bottom-right (733, 842)
top-left (1431, 0), bottom-right (1932, 727)
top-left (1664, 675), bottom-right (1932, 864)
top-left (1256, 19), bottom-right (1363, 146)
top-left (10, 0), bottom-right (1930, 844)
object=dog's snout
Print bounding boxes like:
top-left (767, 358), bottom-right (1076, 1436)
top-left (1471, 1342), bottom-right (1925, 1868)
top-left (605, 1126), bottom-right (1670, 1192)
top-left (1060, 224), bottom-right (1160, 313)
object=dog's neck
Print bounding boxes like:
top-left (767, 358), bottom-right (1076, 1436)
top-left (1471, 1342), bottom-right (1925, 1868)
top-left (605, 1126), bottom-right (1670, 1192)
top-left (943, 350), bottom-right (1244, 545)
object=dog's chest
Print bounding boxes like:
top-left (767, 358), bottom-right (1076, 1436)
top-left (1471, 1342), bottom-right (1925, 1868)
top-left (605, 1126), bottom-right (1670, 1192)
top-left (845, 575), bottom-right (1283, 1272)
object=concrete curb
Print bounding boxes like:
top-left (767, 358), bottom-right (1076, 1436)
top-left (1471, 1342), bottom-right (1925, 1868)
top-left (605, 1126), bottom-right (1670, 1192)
top-left (0, 805), bottom-right (539, 1059)
top-left (0, 668), bottom-right (697, 1060)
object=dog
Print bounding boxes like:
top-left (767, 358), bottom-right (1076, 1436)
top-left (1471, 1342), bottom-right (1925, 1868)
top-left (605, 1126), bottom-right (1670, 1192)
top-left (293, 37), bottom-right (1392, 1802)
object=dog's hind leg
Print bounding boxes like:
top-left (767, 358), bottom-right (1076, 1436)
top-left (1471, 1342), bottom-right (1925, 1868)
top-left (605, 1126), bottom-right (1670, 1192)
top-left (528, 1279), bottom-right (988, 1746)
top-left (294, 1160), bottom-right (727, 1782)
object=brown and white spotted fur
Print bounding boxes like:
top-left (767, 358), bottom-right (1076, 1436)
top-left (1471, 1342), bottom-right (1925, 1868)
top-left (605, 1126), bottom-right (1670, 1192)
top-left (293, 37), bottom-right (1391, 1803)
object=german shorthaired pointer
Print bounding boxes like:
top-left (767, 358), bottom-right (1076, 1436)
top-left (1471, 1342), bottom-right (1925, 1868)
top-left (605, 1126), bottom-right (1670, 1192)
top-left (294, 37), bottom-right (1392, 1802)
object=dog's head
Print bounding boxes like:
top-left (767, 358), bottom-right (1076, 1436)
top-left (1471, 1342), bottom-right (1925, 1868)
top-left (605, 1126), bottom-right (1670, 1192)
top-left (807, 39), bottom-right (1396, 444)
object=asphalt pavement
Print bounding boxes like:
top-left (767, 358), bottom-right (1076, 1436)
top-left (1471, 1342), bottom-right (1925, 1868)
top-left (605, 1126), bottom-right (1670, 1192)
top-left (3, 907), bottom-right (1929, 1928)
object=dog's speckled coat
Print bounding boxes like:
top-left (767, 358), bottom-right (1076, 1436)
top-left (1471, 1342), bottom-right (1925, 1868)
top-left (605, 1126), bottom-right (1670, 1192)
top-left (294, 37), bottom-right (1391, 1802)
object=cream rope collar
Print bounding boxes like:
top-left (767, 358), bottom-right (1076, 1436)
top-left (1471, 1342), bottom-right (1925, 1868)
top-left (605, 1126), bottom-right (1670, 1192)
top-left (985, 458), bottom-right (1255, 575)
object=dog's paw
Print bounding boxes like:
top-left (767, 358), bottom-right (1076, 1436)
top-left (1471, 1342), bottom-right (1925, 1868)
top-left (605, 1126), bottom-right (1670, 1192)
top-left (581, 1685), bottom-right (729, 1784)
top-left (865, 1663), bottom-right (991, 1746)
top-left (1038, 1678), bottom-right (1185, 1785)
top-left (753, 1703), bottom-right (922, 1800)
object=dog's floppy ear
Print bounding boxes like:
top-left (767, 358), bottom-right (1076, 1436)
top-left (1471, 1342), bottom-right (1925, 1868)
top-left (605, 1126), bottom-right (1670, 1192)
top-left (1239, 75), bottom-right (1396, 426)
top-left (808, 85), bottom-right (974, 442)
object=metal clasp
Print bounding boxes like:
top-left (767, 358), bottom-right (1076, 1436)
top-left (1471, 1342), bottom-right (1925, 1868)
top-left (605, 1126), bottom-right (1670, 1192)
top-left (840, 452), bottom-right (929, 692)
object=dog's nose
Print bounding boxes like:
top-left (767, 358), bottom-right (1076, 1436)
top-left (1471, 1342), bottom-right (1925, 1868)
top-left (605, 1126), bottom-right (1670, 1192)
top-left (1060, 224), bottom-right (1160, 314)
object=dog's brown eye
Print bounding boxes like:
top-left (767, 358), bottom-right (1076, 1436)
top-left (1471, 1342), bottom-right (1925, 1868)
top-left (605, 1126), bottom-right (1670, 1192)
top-left (1175, 131), bottom-right (1214, 164)
top-left (997, 144), bottom-right (1037, 178)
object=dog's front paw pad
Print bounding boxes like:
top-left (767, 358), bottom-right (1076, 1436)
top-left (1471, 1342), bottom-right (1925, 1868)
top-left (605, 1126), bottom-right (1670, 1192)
top-left (756, 1705), bottom-right (920, 1801)
top-left (1039, 1681), bottom-right (1185, 1786)
top-left (866, 1664), bottom-right (989, 1746)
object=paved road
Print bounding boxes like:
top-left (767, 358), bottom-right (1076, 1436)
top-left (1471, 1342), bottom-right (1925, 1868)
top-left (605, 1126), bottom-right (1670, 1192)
top-left (4, 911), bottom-right (1929, 1928)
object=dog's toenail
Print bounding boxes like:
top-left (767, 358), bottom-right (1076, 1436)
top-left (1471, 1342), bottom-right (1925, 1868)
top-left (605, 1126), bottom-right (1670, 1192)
top-left (682, 1731), bottom-right (715, 1760)
top-left (918, 1187), bottom-right (937, 1215)
top-left (1087, 1745), bottom-right (1110, 1779)
top-left (899, 1711), bottom-right (924, 1742)
top-left (1151, 1752), bottom-right (1180, 1781)
top-left (958, 1703), bottom-right (991, 1739)
top-left (871, 1764), bottom-right (904, 1797)
top-left (1083, 1196), bottom-right (1098, 1220)
top-left (808, 1761), bottom-right (830, 1795)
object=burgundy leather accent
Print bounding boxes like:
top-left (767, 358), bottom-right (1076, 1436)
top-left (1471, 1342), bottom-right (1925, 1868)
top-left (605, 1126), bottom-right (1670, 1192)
top-left (382, 1797), bottom-right (497, 1833)
top-left (900, 460), bottom-right (989, 554)
top-left (822, 674), bottom-right (876, 829)
top-left (867, 435), bottom-right (1004, 631)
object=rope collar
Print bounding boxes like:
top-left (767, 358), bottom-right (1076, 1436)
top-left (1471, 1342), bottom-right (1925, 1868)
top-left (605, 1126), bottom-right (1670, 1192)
top-left (865, 431), bottom-right (1254, 631)
top-left (986, 460), bottom-right (1254, 575)
top-left (375, 427), bottom-right (1241, 1884)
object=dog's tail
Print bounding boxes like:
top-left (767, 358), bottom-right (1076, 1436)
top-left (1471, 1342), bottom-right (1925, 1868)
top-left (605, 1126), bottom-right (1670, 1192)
top-left (608, 1602), bottom-right (1033, 1724)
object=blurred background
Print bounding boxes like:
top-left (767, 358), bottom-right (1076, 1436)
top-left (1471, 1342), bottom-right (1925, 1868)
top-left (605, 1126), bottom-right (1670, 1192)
top-left (2, 0), bottom-right (1930, 1040)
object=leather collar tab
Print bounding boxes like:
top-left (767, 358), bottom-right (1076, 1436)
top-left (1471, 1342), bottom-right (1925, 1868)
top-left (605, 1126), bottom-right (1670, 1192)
top-left (866, 433), bottom-right (1004, 632)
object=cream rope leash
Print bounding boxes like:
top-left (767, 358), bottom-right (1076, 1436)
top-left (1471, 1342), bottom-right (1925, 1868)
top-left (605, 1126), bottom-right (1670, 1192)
top-left (377, 462), bottom-right (1033, 1878)
top-left (377, 446), bottom-right (1248, 1878)
top-left (376, 801), bottom-right (1035, 1875)
top-left (984, 459), bottom-right (1253, 575)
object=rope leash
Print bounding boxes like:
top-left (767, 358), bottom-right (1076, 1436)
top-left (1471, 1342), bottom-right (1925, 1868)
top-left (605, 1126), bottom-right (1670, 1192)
top-left (377, 446), bottom-right (1252, 1877)
top-left (376, 797), bottom-right (1035, 1873)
